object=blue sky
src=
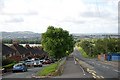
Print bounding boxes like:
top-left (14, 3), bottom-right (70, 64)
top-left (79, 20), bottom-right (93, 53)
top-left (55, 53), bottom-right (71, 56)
top-left (0, 0), bottom-right (119, 34)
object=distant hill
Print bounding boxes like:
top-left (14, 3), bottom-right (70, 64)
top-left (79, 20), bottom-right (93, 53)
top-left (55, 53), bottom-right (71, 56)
top-left (72, 33), bottom-right (119, 39)
top-left (1, 31), bottom-right (41, 39)
top-left (1, 31), bottom-right (119, 40)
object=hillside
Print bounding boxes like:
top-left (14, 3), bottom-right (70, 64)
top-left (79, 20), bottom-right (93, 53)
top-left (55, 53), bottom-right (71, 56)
top-left (1, 31), bottom-right (119, 40)
top-left (1, 31), bottom-right (41, 39)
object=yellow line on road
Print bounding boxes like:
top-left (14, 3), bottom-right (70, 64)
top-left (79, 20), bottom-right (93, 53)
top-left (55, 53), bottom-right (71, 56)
top-left (88, 71), bottom-right (92, 73)
top-left (93, 76), bottom-right (96, 78)
top-left (87, 68), bottom-right (89, 71)
top-left (92, 73), bottom-right (96, 76)
top-left (100, 76), bottom-right (104, 78)
top-left (96, 76), bottom-right (101, 78)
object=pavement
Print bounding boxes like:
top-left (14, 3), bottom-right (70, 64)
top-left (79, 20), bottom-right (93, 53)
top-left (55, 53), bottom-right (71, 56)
top-left (55, 55), bottom-right (92, 78)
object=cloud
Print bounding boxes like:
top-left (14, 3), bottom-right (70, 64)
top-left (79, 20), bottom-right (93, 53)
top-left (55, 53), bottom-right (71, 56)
top-left (5, 17), bottom-right (24, 23)
top-left (81, 11), bottom-right (102, 18)
top-left (0, 0), bottom-right (118, 34)
top-left (63, 18), bottom-right (86, 24)
top-left (0, 11), bottom-right (38, 16)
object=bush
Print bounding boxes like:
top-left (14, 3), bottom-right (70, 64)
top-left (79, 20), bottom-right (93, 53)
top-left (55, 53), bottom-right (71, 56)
top-left (2, 59), bottom-right (16, 66)
top-left (3, 63), bottom-right (15, 70)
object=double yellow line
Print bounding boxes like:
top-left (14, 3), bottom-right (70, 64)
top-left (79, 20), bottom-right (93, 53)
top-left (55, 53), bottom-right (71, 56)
top-left (87, 67), bottom-right (104, 79)
top-left (75, 57), bottom-right (104, 79)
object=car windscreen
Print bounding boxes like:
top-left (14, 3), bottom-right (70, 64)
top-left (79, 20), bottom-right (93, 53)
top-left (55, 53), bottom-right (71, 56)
top-left (14, 64), bottom-right (23, 67)
top-left (26, 61), bottom-right (32, 62)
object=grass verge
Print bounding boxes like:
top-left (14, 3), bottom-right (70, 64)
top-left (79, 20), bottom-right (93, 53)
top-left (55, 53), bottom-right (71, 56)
top-left (37, 62), bottom-right (59, 76)
top-left (77, 47), bottom-right (89, 58)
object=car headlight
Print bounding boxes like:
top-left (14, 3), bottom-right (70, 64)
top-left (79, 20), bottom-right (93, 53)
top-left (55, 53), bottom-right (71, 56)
top-left (13, 66), bottom-right (16, 68)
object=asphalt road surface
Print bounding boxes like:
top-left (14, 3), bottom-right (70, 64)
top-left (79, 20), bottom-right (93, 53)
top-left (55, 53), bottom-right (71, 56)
top-left (73, 48), bottom-right (120, 78)
top-left (2, 49), bottom-right (120, 79)
top-left (0, 75), bottom-right (1, 80)
top-left (56, 55), bottom-right (93, 78)
top-left (2, 65), bottom-right (48, 78)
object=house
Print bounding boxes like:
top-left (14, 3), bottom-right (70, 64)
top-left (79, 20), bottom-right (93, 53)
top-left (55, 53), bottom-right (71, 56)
top-left (2, 44), bottom-right (16, 59)
top-left (10, 43), bottom-right (30, 61)
top-left (25, 44), bottom-right (48, 59)
top-left (2, 42), bottom-right (48, 61)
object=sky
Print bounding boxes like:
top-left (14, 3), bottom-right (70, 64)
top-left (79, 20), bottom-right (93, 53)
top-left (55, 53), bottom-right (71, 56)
top-left (0, 0), bottom-right (119, 34)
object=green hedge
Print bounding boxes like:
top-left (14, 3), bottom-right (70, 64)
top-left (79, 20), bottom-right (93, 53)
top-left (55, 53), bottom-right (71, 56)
top-left (2, 59), bottom-right (16, 66)
top-left (3, 63), bottom-right (15, 70)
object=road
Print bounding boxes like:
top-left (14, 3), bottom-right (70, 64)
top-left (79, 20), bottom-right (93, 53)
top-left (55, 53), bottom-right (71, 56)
top-left (0, 75), bottom-right (1, 80)
top-left (2, 65), bottom-right (48, 78)
top-left (2, 49), bottom-right (120, 79)
top-left (73, 48), bottom-right (120, 78)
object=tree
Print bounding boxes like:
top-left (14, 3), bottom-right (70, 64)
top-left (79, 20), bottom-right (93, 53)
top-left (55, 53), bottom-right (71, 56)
top-left (41, 26), bottom-right (74, 59)
top-left (79, 40), bottom-right (94, 56)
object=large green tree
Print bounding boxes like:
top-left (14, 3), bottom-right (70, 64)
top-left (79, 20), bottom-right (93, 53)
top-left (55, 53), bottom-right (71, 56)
top-left (41, 26), bottom-right (74, 59)
top-left (77, 38), bottom-right (120, 58)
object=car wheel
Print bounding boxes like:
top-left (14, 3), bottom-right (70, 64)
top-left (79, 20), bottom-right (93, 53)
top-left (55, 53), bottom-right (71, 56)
top-left (12, 70), bottom-right (15, 73)
top-left (22, 69), bottom-right (25, 72)
top-left (39, 65), bottom-right (42, 67)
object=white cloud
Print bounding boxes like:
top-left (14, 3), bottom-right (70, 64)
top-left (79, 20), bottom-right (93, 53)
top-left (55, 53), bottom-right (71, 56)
top-left (0, 0), bottom-right (118, 34)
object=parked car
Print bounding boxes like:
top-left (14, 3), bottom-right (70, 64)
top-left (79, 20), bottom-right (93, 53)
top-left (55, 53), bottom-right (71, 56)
top-left (33, 60), bottom-right (42, 67)
top-left (50, 59), bottom-right (55, 63)
top-left (1, 68), bottom-right (5, 74)
top-left (40, 59), bottom-right (44, 63)
top-left (12, 63), bottom-right (27, 72)
top-left (42, 59), bottom-right (51, 64)
top-left (19, 61), bottom-right (26, 65)
top-left (25, 60), bottom-right (34, 67)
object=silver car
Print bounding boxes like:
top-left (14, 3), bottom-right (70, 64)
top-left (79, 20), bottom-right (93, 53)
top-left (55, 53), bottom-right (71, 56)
top-left (25, 60), bottom-right (34, 67)
top-left (33, 60), bottom-right (42, 67)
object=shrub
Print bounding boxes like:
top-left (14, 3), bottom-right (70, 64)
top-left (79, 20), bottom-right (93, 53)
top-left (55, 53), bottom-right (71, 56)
top-left (3, 63), bottom-right (15, 69)
top-left (2, 59), bottom-right (16, 66)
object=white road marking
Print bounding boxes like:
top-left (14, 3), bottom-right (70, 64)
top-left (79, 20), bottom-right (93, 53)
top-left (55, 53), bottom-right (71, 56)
top-left (74, 57), bottom-right (86, 75)
top-left (114, 70), bottom-right (120, 73)
top-left (79, 65), bottom-right (86, 75)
